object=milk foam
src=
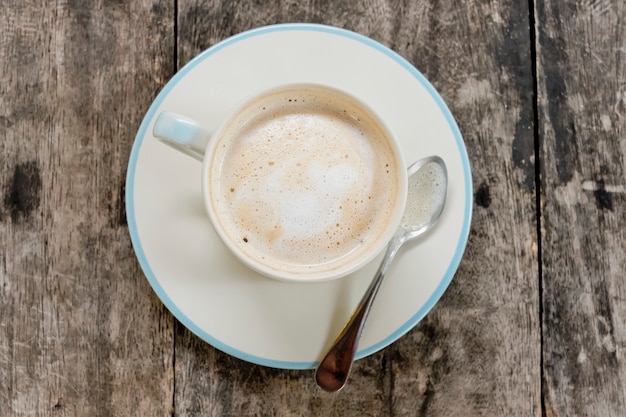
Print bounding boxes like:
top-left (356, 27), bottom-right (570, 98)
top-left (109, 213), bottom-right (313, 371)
top-left (210, 87), bottom-right (400, 274)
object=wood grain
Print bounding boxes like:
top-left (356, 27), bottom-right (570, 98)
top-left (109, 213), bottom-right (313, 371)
top-left (1, 0), bottom-right (624, 415)
top-left (375, 0), bottom-right (541, 415)
top-left (536, 0), bottom-right (626, 415)
top-left (0, 1), bottom-right (176, 415)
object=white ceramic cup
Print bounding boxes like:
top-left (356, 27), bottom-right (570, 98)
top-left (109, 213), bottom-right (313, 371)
top-left (153, 83), bottom-right (407, 282)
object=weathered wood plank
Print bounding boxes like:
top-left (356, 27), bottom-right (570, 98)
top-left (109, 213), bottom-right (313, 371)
top-left (384, 0), bottom-right (541, 415)
top-left (174, 1), bottom-right (540, 415)
top-left (0, 1), bottom-right (176, 415)
top-left (536, 0), bottom-right (626, 415)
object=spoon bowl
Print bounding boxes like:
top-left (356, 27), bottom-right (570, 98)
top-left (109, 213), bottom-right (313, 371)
top-left (315, 156), bottom-right (448, 392)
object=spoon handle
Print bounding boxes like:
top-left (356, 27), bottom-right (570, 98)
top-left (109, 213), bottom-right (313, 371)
top-left (315, 236), bottom-right (404, 392)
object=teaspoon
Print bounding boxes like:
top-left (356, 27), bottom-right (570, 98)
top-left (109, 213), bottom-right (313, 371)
top-left (315, 156), bottom-right (448, 392)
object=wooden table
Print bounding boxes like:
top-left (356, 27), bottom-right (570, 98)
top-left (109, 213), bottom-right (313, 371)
top-left (1, 1), bottom-right (624, 415)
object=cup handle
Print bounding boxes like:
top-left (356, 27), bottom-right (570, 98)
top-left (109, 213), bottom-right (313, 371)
top-left (153, 112), bottom-right (211, 161)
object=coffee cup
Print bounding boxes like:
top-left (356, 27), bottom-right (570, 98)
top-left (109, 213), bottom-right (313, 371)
top-left (153, 83), bottom-right (407, 282)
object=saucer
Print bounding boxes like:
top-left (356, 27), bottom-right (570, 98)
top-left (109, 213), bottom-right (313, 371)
top-left (126, 24), bottom-right (472, 369)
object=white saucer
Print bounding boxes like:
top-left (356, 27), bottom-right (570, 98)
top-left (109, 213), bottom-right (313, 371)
top-left (126, 24), bottom-right (472, 369)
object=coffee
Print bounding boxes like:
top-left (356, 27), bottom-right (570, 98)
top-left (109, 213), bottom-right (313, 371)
top-left (208, 85), bottom-right (402, 276)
